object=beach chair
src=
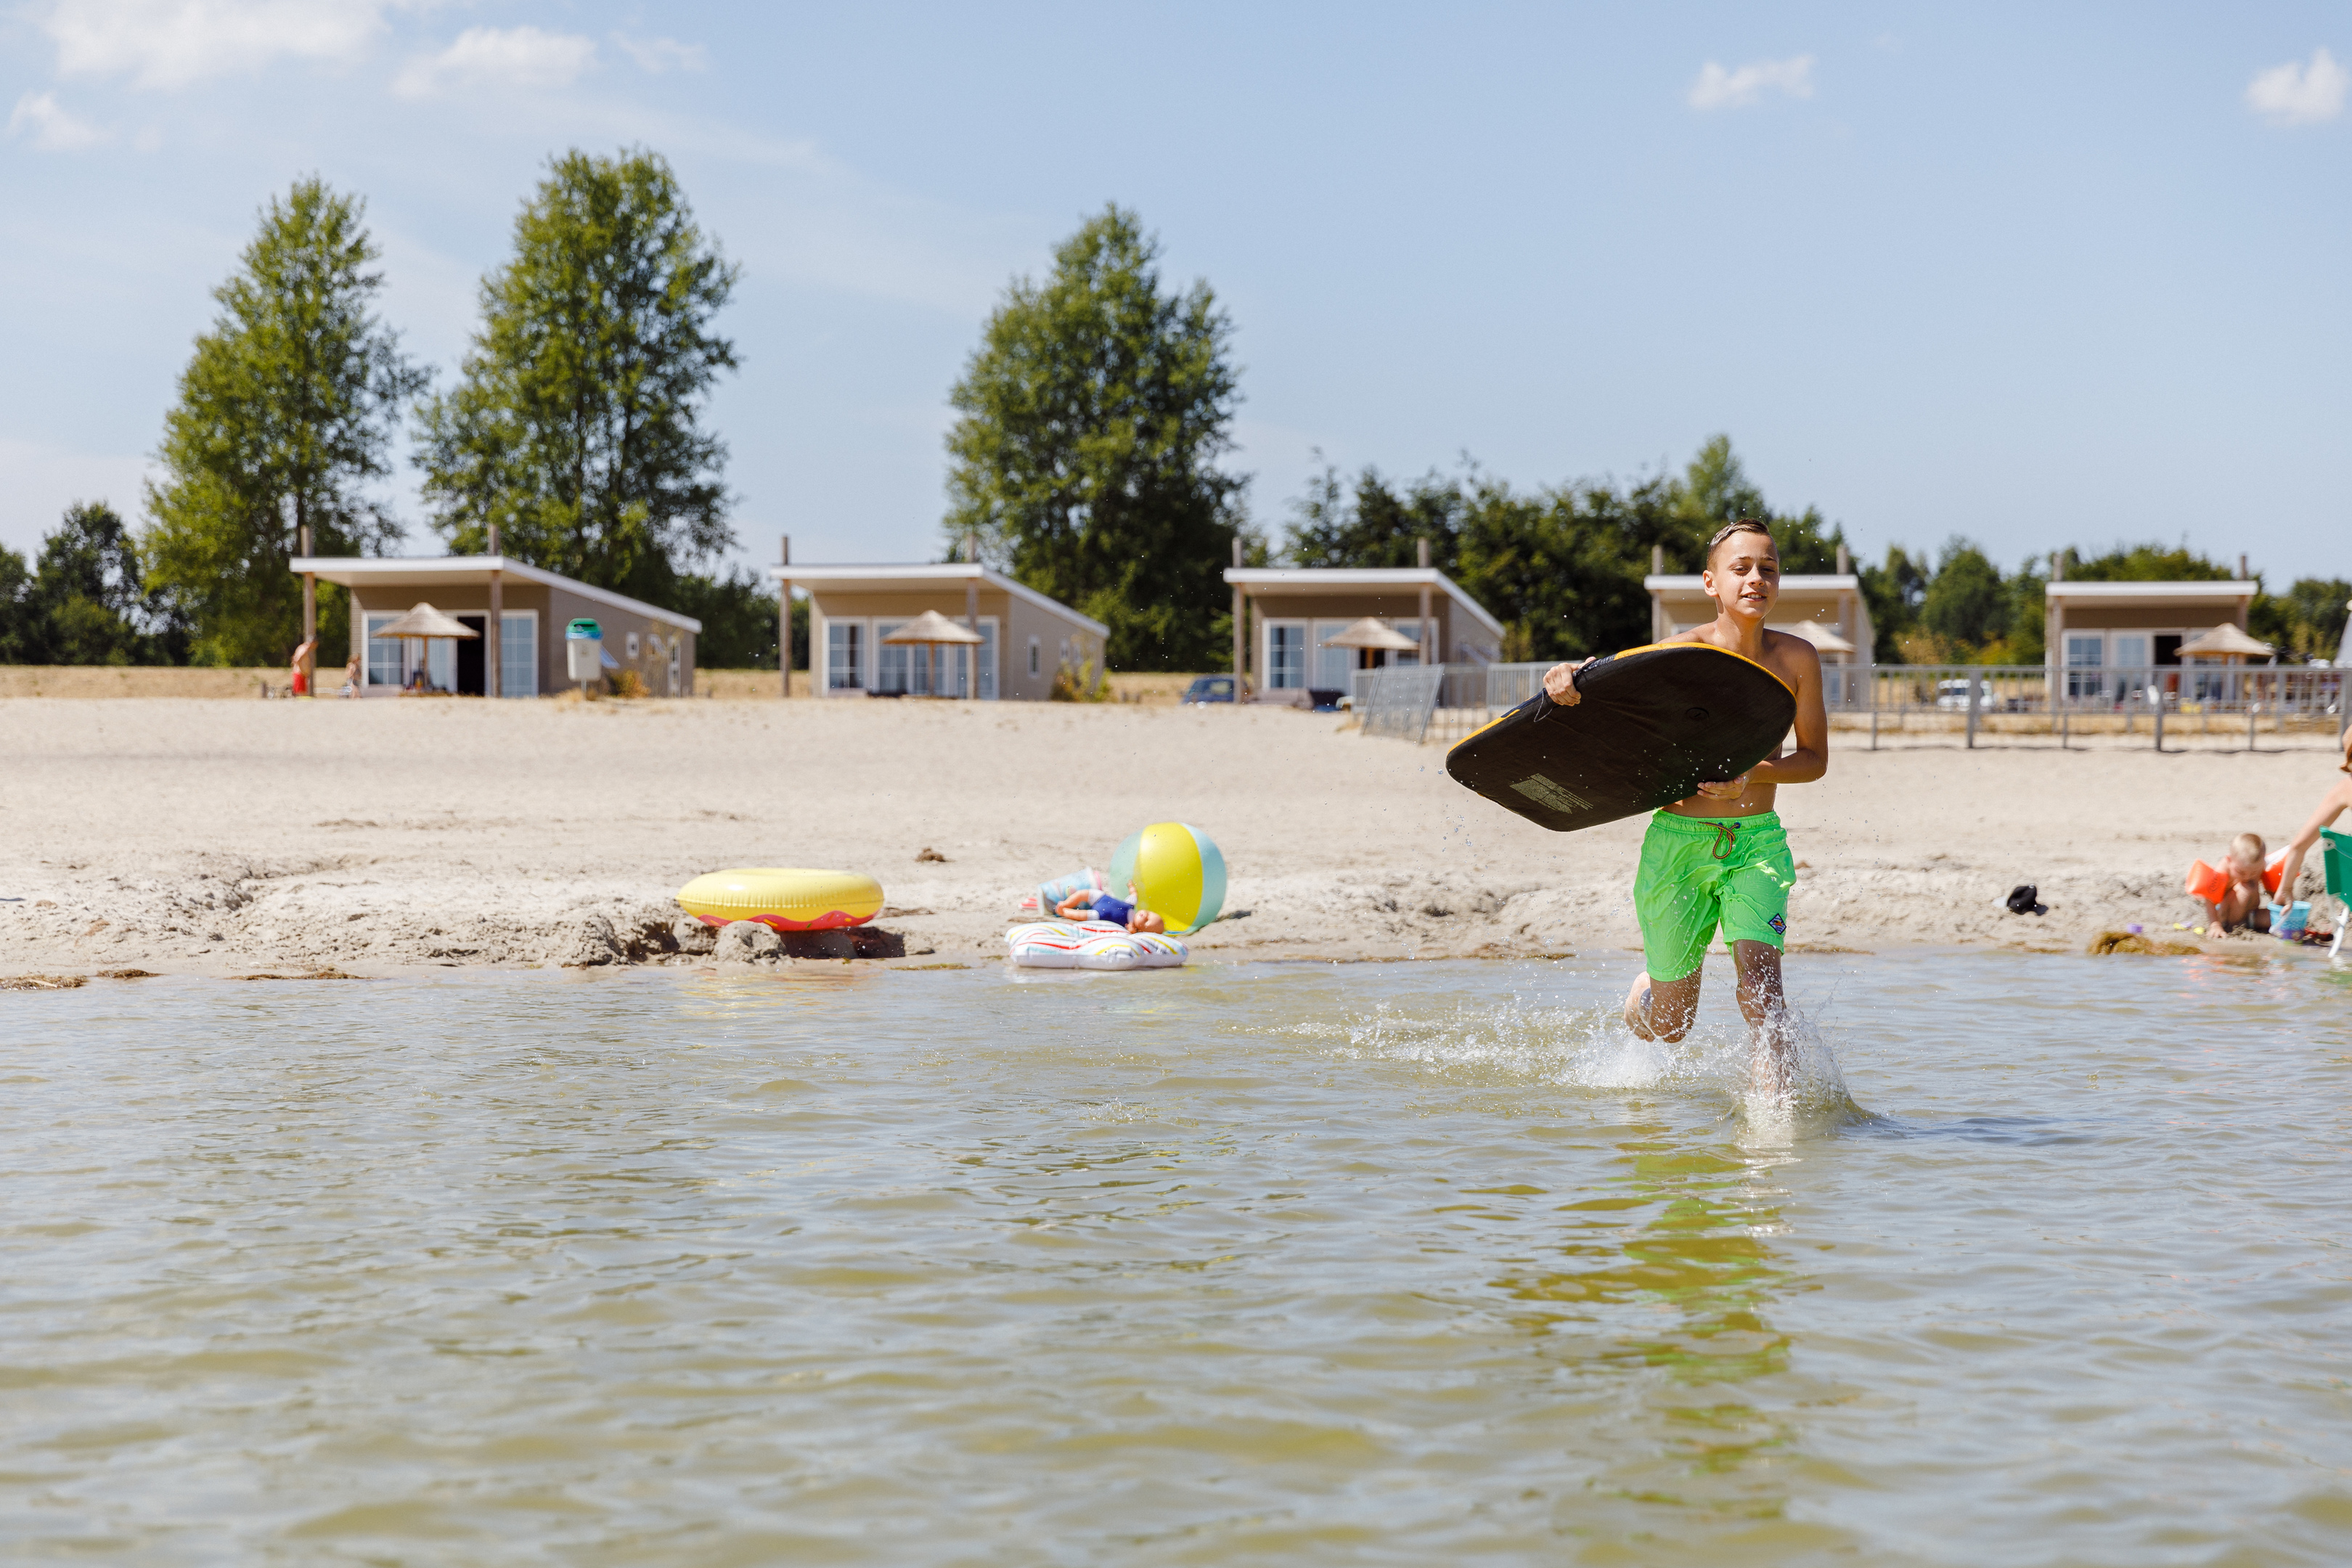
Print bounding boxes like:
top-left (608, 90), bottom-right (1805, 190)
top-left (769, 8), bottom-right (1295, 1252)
top-left (2324, 827), bottom-right (2350, 961)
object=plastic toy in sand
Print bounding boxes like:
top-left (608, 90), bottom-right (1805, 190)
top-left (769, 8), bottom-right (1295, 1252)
top-left (677, 868), bottom-right (883, 931)
top-left (1108, 822), bottom-right (1226, 934)
top-left (1005, 920), bottom-right (1188, 971)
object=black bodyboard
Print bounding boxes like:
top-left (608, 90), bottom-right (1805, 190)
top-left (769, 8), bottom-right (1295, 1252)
top-left (1445, 643), bottom-right (1797, 833)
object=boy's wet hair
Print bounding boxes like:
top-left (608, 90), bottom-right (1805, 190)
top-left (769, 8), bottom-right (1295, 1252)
top-left (2231, 831), bottom-right (2266, 865)
top-left (1707, 518), bottom-right (1776, 565)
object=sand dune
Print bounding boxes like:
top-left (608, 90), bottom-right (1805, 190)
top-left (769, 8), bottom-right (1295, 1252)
top-left (0, 695), bottom-right (2340, 976)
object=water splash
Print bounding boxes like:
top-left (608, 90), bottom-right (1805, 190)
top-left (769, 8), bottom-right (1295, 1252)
top-left (1300, 990), bottom-right (1863, 1135)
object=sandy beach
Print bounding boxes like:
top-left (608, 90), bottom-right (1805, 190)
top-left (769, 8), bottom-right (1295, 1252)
top-left (0, 695), bottom-right (2340, 978)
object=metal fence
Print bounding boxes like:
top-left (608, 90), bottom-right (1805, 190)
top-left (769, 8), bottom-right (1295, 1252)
top-left (1341, 658), bottom-right (2347, 750)
top-left (1861, 664), bottom-right (2345, 750)
top-left (1357, 666), bottom-right (1448, 743)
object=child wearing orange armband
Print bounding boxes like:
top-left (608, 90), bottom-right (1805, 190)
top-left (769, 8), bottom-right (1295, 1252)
top-left (2191, 833), bottom-right (2272, 936)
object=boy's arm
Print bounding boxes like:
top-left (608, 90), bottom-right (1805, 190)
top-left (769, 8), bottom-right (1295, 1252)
top-left (1751, 637), bottom-right (1827, 787)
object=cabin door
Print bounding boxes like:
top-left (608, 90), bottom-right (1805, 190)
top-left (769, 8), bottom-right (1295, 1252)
top-left (455, 616), bottom-right (486, 695)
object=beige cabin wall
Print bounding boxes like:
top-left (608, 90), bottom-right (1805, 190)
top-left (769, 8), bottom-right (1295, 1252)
top-left (809, 587), bottom-right (1099, 700)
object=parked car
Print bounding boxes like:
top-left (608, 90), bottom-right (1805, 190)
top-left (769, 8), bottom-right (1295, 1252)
top-left (1935, 677), bottom-right (1988, 710)
top-left (1180, 676), bottom-right (1237, 704)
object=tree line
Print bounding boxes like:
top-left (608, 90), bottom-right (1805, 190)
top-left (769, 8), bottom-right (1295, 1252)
top-left (939, 205), bottom-right (2345, 671)
top-left (0, 152), bottom-right (784, 669)
top-left (1270, 447), bottom-right (2350, 667)
top-left (4, 184), bottom-right (2342, 673)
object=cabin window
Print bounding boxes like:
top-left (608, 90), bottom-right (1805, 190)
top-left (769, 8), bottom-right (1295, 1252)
top-left (499, 612), bottom-right (536, 697)
top-left (828, 621), bottom-right (863, 689)
top-left (1266, 623), bottom-right (1306, 689)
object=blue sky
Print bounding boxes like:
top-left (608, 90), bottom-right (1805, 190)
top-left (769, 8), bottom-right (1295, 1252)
top-left (3, 2), bottom-right (2347, 585)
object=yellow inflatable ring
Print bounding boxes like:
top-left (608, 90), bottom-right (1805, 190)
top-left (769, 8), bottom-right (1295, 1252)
top-left (677, 868), bottom-right (884, 931)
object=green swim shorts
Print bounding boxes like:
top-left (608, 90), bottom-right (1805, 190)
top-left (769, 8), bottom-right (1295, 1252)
top-left (1633, 810), bottom-right (1797, 982)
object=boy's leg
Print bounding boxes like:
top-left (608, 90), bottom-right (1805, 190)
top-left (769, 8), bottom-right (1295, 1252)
top-left (1625, 969), bottom-right (1703, 1041)
top-left (1731, 942), bottom-right (1792, 1095)
top-left (1630, 816), bottom-right (1720, 1044)
top-left (1717, 817), bottom-right (1799, 1093)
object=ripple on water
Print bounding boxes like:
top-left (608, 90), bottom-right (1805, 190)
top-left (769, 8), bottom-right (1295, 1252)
top-left (0, 952), bottom-right (2347, 1564)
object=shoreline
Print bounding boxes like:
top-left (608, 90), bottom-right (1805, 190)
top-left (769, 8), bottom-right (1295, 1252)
top-left (1, 698), bottom-right (2340, 981)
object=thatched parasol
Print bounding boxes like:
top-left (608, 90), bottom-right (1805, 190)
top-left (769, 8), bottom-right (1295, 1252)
top-left (883, 610), bottom-right (984, 698)
top-left (372, 603), bottom-right (476, 694)
top-left (2176, 623), bottom-right (2274, 662)
top-left (1319, 616), bottom-right (1418, 651)
top-left (1784, 619), bottom-right (1856, 656)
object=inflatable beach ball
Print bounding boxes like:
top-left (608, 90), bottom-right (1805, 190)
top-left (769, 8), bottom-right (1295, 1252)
top-left (1108, 822), bottom-right (1226, 934)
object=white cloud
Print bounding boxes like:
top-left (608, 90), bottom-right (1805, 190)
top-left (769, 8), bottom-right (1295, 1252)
top-left (613, 34), bottom-right (706, 74)
top-left (40, 0), bottom-right (385, 91)
top-left (2246, 47), bottom-right (2347, 126)
top-left (393, 26), bottom-right (597, 99)
top-left (1688, 54), bottom-right (1816, 111)
top-left (8, 91), bottom-right (108, 150)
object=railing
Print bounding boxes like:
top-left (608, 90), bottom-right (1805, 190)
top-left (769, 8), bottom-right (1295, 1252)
top-left (1341, 658), bottom-right (2347, 750)
top-left (1860, 664), bottom-right (2345, 750)
top-left (1357, 666), bottom-right (1447, 743)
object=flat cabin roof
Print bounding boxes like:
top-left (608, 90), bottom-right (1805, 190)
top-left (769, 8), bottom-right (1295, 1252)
top-left (1222, 567), bottom-right (1506, 640)
top-left (1646, 573), bottom-right (1862, 594)
top-left (769, 563), bottom-right (1109, 637)
top-left (292, 555), bottom-right (703, 632)
top-left (2044, 581), bottom-right (2257, 602)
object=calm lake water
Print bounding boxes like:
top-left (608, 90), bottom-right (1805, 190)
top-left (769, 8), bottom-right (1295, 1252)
top-left (5, 952), bottom-right (2351, 1565)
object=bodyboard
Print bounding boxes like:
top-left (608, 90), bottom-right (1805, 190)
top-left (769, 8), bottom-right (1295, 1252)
top-left (1445, 643), bottom-right (1797, 833)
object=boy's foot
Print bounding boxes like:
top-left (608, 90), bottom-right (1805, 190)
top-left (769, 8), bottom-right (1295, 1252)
top-left (1623, 971), bottom-right (1654, 1038)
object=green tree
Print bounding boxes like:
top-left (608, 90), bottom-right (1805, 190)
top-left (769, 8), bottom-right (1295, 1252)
top-left (944, 205), bottom-right (1244, 670)
top-left (420, 148), bottom-right (740, 604)
top-left (0, 545), bottom-right (31, 663)
top-left (1278, 437), bottom-right (1846, 662)
top-left (17, 503), bottom-right (189, 665)
top-left (1858, 545), bottom-right (1930, 663)
top-left (2252, 577), bottom-right (2352, 661)
top-left (1919, 538), bottom-right (2009, 651)
top-left (1455, 478), bottom-right (1665, 661)
top-left (2062, 542), bottom-right (2233, 581)
top-left (1662, 435), bottom-right (1846, 572)
top-left (143, 178), bottom-right (423, 666)
top-left (668, 567), bottom-right (808, 669)
top-left (1286, 460), bottom-right (1465, 573)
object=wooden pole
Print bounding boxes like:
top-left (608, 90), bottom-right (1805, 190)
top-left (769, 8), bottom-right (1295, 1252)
top-left (778, 534), bottom-right (792, 699)
top-left (298, 523), bottom-right (316, 697)
top-left (486, 522), bottom-right (502, 699)
top-left (965, 533), bottom-right (980, 699)
top-left (1230, 537), bottom-right (1245, 690)
top-left (1417, 536), bottom-right (1433, 677)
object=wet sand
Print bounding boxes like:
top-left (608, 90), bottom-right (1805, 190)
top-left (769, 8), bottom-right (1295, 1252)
top-left (0, 697), bottom-right (2340, 976)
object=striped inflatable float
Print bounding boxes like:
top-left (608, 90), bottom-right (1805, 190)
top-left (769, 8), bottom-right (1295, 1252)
top-left (1005, 920), bottom-right (1188, 971)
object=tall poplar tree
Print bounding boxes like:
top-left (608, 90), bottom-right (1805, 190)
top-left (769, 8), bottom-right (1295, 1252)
top-left (944, 206), bottom-right (1244, 670)
top-left (143, 179), bottom-right (422, 665)
top-left (417, 148), bottom-right (740, 601)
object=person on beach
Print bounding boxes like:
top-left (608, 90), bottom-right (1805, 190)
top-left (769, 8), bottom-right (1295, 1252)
top-left (1053, 886), bottom-right (1167, 934)
top-left (2268, 727), bottom-right (2352, 919)
top-left (1543, 518), bottom-right (1829, 1093)
top-left (2198, 831), bottom-right (2274, 936)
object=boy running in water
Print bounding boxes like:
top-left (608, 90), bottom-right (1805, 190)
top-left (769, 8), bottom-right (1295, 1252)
top-left (1543, 519), bottom-right (1830, 1093)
